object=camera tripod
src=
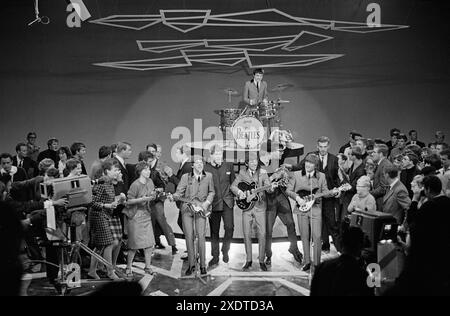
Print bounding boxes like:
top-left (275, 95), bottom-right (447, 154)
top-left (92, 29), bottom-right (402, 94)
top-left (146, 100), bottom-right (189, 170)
top-left (29, 227), bottom-right (125, 295)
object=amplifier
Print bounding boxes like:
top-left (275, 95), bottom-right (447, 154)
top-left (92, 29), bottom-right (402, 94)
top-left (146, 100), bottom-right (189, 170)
top-left (349, 210), bottom-right (397, 253)
top-left (40, 175), bottom-right (93, 208)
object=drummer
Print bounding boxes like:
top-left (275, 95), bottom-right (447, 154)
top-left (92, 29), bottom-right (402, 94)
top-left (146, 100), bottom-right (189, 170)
top-left (243, 68), bottom-right (268, 108)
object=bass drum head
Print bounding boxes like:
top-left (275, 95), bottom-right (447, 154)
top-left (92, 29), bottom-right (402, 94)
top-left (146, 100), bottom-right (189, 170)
top-left (231, 115), bottom-right (265, 149)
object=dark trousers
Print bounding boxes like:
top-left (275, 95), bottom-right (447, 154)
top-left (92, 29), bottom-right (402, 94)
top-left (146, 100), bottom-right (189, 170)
top-left (176, 202), bottom-right (184, 234)
top-left (151, 201), bottom-right (176, 246)
top-left (265, 193), bottom-right (299, 258)
top-left (208, 204), bottom-right (234, 259)
top-left (321, 198), bottom-right (341, 252)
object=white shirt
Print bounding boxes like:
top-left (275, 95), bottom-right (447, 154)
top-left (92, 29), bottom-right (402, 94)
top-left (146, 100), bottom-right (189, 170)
top-left (319, 153), bottom-right (328, 169)
top-left (389, 178), bottom-right (399, 190)
top-left (116, 155), bottom-right (125, 168)
top-left (307, 171), bottom-right (315, 179)
top-left (378, 157), bottom-right (385, 166)
top-left (16, 156), bottom-right (23, 168)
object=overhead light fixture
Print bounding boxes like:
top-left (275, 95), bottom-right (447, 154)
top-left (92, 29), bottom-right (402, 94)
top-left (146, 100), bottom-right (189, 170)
top-left (28, 0), bottom-right (50, 26)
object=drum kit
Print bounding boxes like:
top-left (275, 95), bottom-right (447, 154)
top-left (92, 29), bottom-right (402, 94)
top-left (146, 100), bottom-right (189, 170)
top-left (215, 84), bottom-right (292, 140)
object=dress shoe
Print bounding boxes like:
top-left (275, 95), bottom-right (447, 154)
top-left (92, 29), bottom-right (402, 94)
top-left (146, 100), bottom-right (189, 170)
top-left (185, 266), bottom-right (195, 276)
top-left (200, 267), bottom-right (207, 275)
top-left (259, 262), bottom-right (268, 271)
top-left (264, 256), bottom-right (272, 266)
top-left (301, 263), bottom-right (311, 272)
top-left (222, 252), bottom-right (229, 263)
top-left (242, 261), bottom-right (252, 270)
top-left (155, 243), bottom-right (166, 250)
top-left (208, 257), bottom-right (219, 268)
top-left (171, 246), bottom-right (178, 255)
top-left (289, 248), bottom-right (303, 264)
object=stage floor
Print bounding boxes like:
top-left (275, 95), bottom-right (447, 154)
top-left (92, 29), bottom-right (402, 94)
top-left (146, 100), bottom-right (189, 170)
top-left (21, 239), bottom-right (341, 296)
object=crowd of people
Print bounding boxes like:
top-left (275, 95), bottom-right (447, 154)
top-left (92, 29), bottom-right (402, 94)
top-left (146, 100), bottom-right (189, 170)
top-left (0, 127), bottom-right (449, 296)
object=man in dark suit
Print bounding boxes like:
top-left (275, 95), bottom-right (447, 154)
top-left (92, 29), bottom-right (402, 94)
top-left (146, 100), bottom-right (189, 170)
top-left (370, 144), bottom-right (393, 211)
top-left (204, 144), bottom-right (235, 266)
top-left (339, 131), bottom-right (363, 154)
top-left (310, 226), bottom-right (373, 296)
top-left (70, 142), bottom-right (88, 175)
top-left (243, 68), bottom-right (268, 107)
top-left (0, 153), bottom-right (28, 186)
top-left (406, 130), bottom-right (425, 148)
top-left (113, 142), bottom-right (133, 192)
top-left (13, 143), bottom-right (38, 178)
top-left (389, 176), bottom-right (450, 295)
top-left (382, 166), bottom-right (411, 224)
top-left (37, 138), bottom-right (59, 165)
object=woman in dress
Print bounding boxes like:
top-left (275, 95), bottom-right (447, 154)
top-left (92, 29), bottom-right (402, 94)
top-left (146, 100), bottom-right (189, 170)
top-left (88, 159), bottom-right (123, 280)
top-left (124, 161), bottom-right (157, 276)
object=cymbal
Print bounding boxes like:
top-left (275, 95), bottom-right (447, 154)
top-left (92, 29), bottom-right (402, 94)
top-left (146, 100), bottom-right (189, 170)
top-left (222, 88), bottom-right (240, 96)
top-left (270, 83), bottom-right (294, 92)
top-left (275, 99), bottom-right (290, 103)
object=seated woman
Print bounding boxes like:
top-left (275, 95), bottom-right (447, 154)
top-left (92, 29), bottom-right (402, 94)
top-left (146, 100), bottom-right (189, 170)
top-left (124, 161), bottom-right (157, 276)
top-left (348, 176), bottom-right (377, 213)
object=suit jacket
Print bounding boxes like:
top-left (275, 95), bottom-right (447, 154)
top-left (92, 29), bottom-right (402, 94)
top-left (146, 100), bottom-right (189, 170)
top-left (174, 171), bottom-right (215, 212)
top-left (204, 162), bottom-right (235, 211)
top-left (382, 180), bottom-right (411, 224)
top-left (243, 80), bottom-right (268, 105)
top-left (12, 156), bottom-right (38, 178)
top-left (0, 167), bottom-right (28, 186)
top-left (342, 162), bottom-right (366, 210)
top-left (37, 149), bottom-right (59, 165)
top-left (113, 157), bottom-right (131, 193)
top-left (370, 157), bottom-right (393, 211)
top-left (231, 168), bottom-right (273, 210)
top-left (173, 161), bottom-right (193, 187)
top-left (286, 170), bottom-right (329, 211)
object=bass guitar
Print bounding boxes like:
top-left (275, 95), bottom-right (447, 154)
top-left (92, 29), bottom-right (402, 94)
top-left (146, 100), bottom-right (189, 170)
top-left (294, 183), bottom-right (351, 213)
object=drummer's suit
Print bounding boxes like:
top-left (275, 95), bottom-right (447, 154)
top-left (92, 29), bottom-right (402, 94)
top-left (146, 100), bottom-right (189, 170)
top-left (243, 80), bottom-right (268, 105)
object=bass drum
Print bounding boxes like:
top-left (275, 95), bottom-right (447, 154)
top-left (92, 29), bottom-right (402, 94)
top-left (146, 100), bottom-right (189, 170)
top-left (231, 115), bottom-right (265, 149)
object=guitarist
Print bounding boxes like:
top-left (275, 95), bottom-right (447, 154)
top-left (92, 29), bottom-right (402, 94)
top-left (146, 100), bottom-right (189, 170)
top-left (286, 153), bottom-right (330, 272)
top-left (172, 155), bottom-right (215, 276)
top-left (231, 153), bottom-right (276, 271)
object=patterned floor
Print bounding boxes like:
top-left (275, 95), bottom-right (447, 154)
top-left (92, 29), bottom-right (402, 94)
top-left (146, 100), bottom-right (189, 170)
top-left (22, 239), bottom-right (340, 296)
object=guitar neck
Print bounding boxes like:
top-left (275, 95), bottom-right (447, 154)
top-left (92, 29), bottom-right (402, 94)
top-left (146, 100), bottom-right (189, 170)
top-left (252, 184), bottom-right (273, 194)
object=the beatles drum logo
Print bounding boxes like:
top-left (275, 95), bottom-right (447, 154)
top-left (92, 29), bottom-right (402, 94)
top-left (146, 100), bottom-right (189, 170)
top-left (231, 116), bottom-right (265, 149)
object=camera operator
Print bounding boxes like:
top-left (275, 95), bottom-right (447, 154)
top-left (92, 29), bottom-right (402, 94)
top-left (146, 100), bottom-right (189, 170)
top-left (6, 159), bottom-right (68, 284)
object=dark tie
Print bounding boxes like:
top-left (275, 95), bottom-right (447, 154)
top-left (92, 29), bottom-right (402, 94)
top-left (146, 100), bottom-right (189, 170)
top-left (256, 82), bottom-right (259, 93)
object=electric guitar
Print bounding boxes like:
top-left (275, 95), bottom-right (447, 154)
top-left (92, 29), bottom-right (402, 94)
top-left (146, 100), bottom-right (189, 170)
top-left (294, 183), bottom-right (352, 213)
top-left (168, 194), bottom-right (211, 218)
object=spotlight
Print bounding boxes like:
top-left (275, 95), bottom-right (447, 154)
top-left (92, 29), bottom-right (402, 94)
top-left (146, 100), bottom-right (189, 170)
top-left (28, 0), bottom-right (50, 26)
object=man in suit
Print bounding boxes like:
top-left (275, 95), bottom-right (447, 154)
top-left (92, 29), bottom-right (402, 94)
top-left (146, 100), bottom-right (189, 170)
top-left (243, 68), bottom-right (268, 107)
top-left (13, 143), bottom-right (38, 178)
top-left (204, 144), bottom-right (235, 267)
top-left (338, 131), bottom-right (362, 154)
top-left (26, 132), bottom-right (40, 162)
top-left (390, 176), bottom-right (450, 295)
top-left (70, 142), bottom-right (88, 175)
top-left (0, 153), bottom-right (28, 187)
top-left (400, 152), bottom-right (420, 198)
top-left (172, 155), bottom-right (215, 276)
top-left (113, 142), bottom-right (133, 192)
top-left (370, 144), bottom-right (393, 211)
top-left (386, 128), bottom-right (400, 155)
top-left (406, 130), bottom-right (425, 148)
top-left (286, 154), bottom-right (331, 272)
top-left (37, 138), bottom-right (59, 165)
top-left (231, 153), bottom-right (275, 271)
top-left (382, 166), bottom-right (411, 224)
top-left (292, 137), bottom-right (341, 253)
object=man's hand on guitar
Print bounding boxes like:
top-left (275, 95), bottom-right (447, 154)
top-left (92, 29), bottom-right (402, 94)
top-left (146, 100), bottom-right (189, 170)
top-left (201, 202), bottom-right (209, 211)
top-left (295, 196), bottom-right (305, 206)
top-left (270, 182), bottom-right (278, 190)
top-left (237, 190), bottom-right (247, 200)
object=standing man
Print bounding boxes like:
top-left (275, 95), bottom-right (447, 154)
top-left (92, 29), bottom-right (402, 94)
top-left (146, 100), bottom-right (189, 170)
top-left (231, 153), bottom-right (275, 271)
top-left (370, 144), bottom-right (393, 211)
top-left (172, 155), bottom-right (215, 276)
top-left (204, 144), bottom-right (235, 267)
top-left (382, 166), bottom-right (411, 223)
top-left (286, 154), bottom-right (330, 272)
top-left (37, 138), bottom-right (59, 165)
top-left (13, 143), bottom-right (38, 178)
top-left (243, 68), bottom-right (268, 107)
top-left (26, 132), bottom-right (40, 162)
top-left (406, 130), bottom-right (425, 148)
top-left (70, 142), bottom-right (88, 175)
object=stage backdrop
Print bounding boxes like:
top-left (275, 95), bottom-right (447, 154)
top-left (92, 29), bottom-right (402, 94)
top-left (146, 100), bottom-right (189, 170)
top-left (1, 0), bottom-right (449, 238)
